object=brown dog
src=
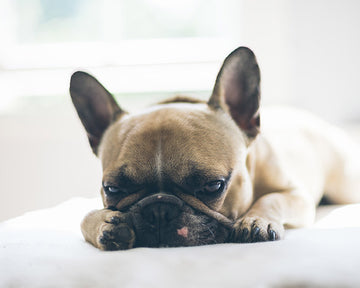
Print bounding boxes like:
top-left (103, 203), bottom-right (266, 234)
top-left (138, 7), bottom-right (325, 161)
top-left (70, 47), bottom-right (360, 250)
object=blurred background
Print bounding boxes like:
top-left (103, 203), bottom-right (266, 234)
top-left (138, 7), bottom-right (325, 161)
top-left (0, 0), bottom-right (359, 221)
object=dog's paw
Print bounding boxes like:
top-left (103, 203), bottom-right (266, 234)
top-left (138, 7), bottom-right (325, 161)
top-left (231, 216), bottom-right (284, 243)
top-left (96, 211), bottom-right (135, 251)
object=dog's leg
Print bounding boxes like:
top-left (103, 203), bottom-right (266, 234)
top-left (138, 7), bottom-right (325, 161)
top-left (327, 165), bottom-right (360, 204)
top-left (81, 209), bottom-right (135, 250)
top-left (232, 191), bottom-right (315, 242)
top-left (323, 128), bottom-right (360, 204)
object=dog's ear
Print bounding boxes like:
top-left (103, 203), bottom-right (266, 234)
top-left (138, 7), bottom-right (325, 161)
top-left (208, 47), bottom-right (261, 139)
top-left (69, 71), bottom-right (125, 155)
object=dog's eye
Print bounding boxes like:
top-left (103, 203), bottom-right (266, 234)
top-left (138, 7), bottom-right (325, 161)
top-left (106, 186), bottom-right (120, 193)
top-left (103, 183), bottom-right (122, 194)
top-left (204, 180), bottom-right (225, 194)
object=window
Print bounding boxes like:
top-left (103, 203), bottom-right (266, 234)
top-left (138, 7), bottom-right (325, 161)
top-left (0, 0), bottom-right (242, 110)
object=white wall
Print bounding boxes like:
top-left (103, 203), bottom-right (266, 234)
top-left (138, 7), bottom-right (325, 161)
top-left (0, 103), bottom-right (102, 221)
top-left (241, 0), bottom-right (360, 123)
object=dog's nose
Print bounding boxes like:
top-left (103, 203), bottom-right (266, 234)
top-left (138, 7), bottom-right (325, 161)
top-left (138, 194), bottom-right (183, 228)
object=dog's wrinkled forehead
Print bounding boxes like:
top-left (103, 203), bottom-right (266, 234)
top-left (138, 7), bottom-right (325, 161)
top-left (99, 102), bottom-right (245, 184)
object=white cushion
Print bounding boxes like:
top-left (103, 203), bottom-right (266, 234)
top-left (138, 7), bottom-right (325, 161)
top-left (1, 198), bottom-right (360, 287)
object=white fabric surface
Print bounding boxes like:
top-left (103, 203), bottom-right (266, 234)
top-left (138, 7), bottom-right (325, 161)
top-left (1, 198), bottom-right (360, 288)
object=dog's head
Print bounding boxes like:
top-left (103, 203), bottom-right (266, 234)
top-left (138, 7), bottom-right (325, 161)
top-left (70, 47), bottom-right (261, 247)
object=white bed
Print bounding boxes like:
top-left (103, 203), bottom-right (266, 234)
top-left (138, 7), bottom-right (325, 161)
top-left (1, 197), bottom-right (360, 287)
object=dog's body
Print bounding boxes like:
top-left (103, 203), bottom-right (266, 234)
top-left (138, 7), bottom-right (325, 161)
top-left (70, 47), bottom-right (360, 250)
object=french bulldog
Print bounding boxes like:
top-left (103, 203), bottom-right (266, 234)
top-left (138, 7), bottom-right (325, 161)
top-left (70, 47), bottom-right (360, 250)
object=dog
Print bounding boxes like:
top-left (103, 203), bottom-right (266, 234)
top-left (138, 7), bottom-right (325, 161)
top-left (70, 47), bottom-right (360, 250)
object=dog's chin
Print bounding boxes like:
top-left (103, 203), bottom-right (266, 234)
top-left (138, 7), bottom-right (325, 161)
top-left (129, 205), bottom-right (230, 248)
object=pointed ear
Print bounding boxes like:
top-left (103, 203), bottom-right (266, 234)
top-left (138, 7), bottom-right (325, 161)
top-left (208, 47), bottom-right (261, 139)
top-left (69, 71), bottom-right (125, 155)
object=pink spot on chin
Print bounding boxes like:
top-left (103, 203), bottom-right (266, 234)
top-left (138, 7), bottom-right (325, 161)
top-left (177, 226), bottom-right (189, 238)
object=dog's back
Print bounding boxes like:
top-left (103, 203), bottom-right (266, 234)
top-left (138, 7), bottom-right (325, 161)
top-left (257, 107), bottom-right (360, 205)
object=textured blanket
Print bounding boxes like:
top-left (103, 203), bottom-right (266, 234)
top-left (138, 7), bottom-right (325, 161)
top-left (1, 198), bottom-right (360, 287)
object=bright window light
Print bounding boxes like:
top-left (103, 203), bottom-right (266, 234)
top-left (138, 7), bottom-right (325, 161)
top-left (0, 0), bottom-right (243, 110)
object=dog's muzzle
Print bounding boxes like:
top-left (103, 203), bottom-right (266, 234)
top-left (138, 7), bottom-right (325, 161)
top-left (115, 191), bottom-right (234, 230)
top-left (136, 194), bottom-right (184, 228)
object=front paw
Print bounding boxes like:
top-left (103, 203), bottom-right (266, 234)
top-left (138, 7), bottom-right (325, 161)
top-left (97, 211), bottom-right (135, 251)
top-left (231, 216), bottom-right (284, 243)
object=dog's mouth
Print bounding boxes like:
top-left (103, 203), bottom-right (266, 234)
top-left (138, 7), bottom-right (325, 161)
top-left (130, 207), bottom-right (228, 248)
top-left (121, 193), bottom-right (232, 248)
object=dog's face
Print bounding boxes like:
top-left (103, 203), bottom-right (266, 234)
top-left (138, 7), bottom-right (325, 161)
top-left (99, 102), bottom-right (244, 247)
top-left (70, 47), bottom-right (261, 247)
